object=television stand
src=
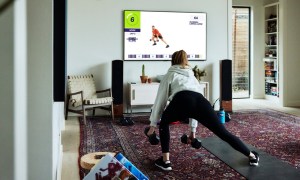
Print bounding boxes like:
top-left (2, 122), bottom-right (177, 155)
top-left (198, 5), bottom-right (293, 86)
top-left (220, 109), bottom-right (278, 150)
top-left (128, 82), bottom-right (209, 114)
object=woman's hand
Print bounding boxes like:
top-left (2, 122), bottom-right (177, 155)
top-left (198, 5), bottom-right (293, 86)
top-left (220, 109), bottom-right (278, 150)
top-left (147, 126), bottom-right (156, 136)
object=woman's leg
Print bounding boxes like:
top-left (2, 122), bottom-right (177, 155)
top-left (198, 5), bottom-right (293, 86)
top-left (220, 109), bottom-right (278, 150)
top-left (158, 91), bottom-right (258, 167)
top-left (159, 105), bottom-right (181, 154)
top-left (155, 97), bottom-right (183, 168)
top-left (158, 91), bottom-right (193, 155)
top-left (192, 94), bottom-right (251, 157)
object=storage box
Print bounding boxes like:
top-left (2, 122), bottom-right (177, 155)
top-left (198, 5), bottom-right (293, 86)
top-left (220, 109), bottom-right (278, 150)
top-left (115, 153), bottom-right (149, 180)
top-left (83, 153), bottom-right (137, 180)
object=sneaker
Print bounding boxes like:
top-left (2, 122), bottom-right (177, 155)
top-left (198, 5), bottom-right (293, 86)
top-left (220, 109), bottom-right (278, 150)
top-left (125, 117), bottom-right (134, 126)
top-left (153, 42), bottom-right (157, 46)
top-left (119, 117), bottom-right (128, 126)
top-left (166, 45), bottom-right (169, 48)
top-left (249, 151), bottom-right (259, 166)
top-left (155, 157), bottom-right (172, 171)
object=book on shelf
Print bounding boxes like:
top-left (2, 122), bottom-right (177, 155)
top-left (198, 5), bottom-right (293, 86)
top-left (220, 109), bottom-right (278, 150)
top-left (264, 61), bottom-right (274, 70)
top-left (267, 21), bottom-right (277, 33)
top-left (265, 70), bottom-right (276, 77)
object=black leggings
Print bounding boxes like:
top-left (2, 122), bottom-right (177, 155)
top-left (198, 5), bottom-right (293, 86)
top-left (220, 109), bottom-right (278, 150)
top-left (159, 90), bottom-right (250, 157)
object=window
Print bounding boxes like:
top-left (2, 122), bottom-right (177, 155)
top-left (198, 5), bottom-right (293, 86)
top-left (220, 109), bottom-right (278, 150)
top-left (232, 7), bottom-right (250, 98)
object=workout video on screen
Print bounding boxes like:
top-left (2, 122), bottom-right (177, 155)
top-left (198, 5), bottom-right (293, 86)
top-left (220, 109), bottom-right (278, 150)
top-left (124, 10), bottom-right (207, 61)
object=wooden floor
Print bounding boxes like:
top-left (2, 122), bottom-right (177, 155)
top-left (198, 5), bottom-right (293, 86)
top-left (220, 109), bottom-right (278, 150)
top-left (61, 99), bottom-right (300, 180)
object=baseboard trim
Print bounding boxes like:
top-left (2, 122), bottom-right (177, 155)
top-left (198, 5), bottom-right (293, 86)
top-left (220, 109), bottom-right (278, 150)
top-left (284, 100), bottom-right (300, 107)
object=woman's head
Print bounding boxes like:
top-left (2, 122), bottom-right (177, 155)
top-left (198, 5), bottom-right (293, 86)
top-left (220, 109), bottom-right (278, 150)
top-left (171, 50), bottom-right (189, 67)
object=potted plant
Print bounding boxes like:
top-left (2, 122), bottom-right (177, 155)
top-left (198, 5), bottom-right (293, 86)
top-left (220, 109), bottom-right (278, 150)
top-left (192, 65), bottom-right (207, 82)
top-left (140, 64), bottom-right (148, 83)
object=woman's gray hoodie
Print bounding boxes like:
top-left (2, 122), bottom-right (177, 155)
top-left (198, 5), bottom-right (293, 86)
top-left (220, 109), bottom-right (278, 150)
top-left (149, 65), bottom-right (203, 127)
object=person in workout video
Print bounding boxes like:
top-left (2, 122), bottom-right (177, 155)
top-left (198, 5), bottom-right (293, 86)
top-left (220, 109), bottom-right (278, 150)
top-left (150, 25), bottom-right (169, 48)
top-left (145, 50), bottom-right (259, 171)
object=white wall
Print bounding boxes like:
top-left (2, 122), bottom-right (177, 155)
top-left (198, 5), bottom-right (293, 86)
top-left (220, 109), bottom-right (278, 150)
top-left (53, 102), bottom-right (64, 180)
top-left (14, 0), bottom-right (28, 179)
top-left (264, 0), bottom-right (278, 5)
top-left (68, 0), bottom-right (233, 112)
top-left (280, 0), bottom-right (300, 106)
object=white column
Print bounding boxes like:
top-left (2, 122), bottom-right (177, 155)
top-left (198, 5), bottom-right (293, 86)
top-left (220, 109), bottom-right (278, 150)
top-left (27, 0), bottom-right (54, 179)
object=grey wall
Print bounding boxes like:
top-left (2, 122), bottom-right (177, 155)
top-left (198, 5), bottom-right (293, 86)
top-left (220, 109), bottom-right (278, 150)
top-left (27, 0), bottom-right (54, 179)
top-left (67, 0), bottom-right (233, 111)
top-left (0, 3), bottom-right (18, 179)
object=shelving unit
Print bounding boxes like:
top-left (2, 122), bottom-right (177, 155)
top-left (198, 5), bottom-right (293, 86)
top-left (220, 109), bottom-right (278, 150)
top-left (264, 3), bottom-right (279, 98)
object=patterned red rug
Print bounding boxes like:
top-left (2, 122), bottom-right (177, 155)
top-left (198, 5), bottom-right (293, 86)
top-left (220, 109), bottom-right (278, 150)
top-left (78, 109), bottom-right (300, 180)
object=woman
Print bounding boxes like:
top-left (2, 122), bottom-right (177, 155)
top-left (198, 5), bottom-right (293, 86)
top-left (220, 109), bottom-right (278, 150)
top-left (145, 50), bottom-right (259, 171)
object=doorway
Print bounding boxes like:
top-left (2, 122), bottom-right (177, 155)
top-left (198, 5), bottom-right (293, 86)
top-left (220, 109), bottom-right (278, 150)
top-left (232, 7), bottom-right (250, 98)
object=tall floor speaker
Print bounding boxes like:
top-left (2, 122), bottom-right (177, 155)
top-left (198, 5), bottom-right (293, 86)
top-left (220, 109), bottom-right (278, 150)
top-left (112, 60), bottom-right (124, 117)
top-left (53, 0), bottom-right (66, 102)
top-left (220, 59), bottom-right (232, 112)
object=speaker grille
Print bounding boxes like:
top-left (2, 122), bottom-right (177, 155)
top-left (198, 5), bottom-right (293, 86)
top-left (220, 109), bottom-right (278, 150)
top-left (220, 59), bottom-right (232, 101)
top-left (112, 60), bottom-right (123, 104)
top-left (53, 0), bottom-right (66, 102)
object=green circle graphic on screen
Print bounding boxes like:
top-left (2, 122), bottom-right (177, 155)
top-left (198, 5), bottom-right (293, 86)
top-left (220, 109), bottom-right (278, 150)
top-left (124, 11), bottom-right (140, 29)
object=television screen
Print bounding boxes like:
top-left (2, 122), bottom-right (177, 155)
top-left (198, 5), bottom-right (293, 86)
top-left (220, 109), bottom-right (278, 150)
top-left (123, 10), bottom-right (207, 61)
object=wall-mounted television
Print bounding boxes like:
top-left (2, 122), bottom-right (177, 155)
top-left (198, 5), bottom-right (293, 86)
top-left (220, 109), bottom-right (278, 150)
top-left (123, 10), bottom-right (207, 61)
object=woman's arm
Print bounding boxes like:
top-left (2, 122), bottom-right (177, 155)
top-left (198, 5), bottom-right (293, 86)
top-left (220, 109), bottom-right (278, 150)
top-left (149, 76), bottom-right (170, 127)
